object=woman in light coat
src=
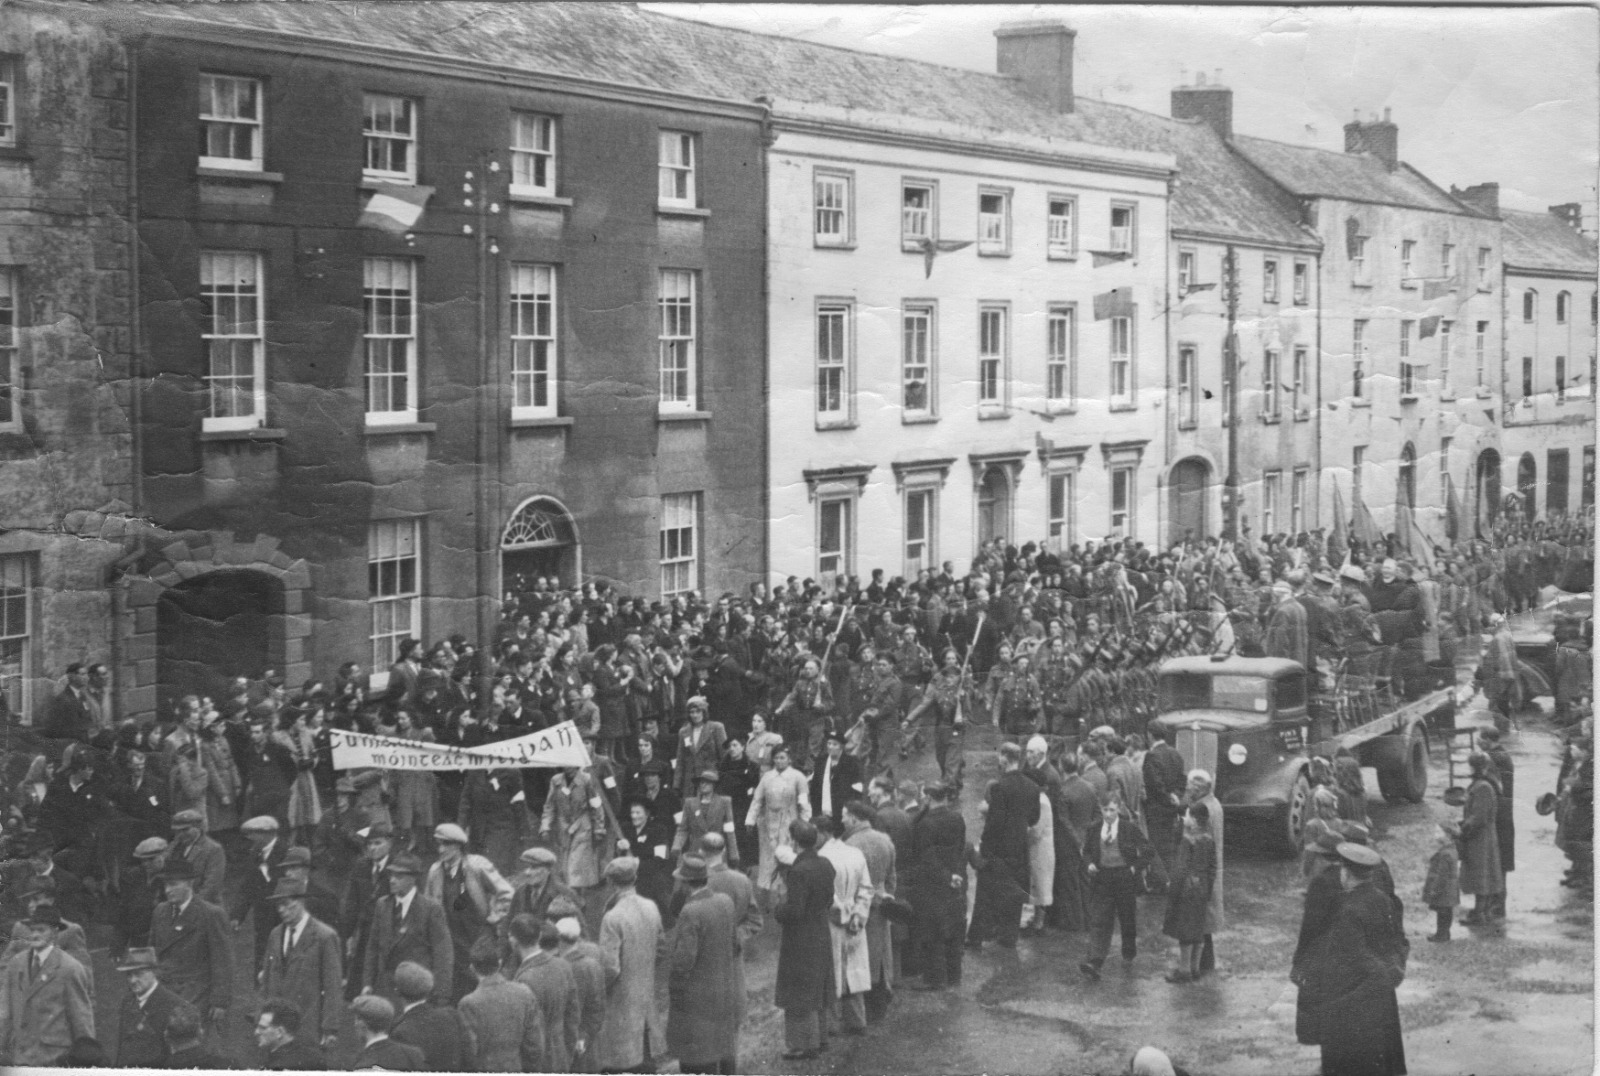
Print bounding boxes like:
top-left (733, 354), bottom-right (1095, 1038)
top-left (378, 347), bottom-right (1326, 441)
top-left (540, 766), bottom-right (609, 890)
top-left (745, 746), bottom-right (811, 901)
top-left (199, 722), bottom-right (241, 837)
top-left (1025, 786), bottom-right (1055, 933)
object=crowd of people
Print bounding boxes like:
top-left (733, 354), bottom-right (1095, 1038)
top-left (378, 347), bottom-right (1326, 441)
top-left (0, 510), bottom-right (1589, 1069)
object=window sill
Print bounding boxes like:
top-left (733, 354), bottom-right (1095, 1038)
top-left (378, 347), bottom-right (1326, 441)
top-left (1045, 403), bottom-right (1077, 416)
top-left (200, 426), bottom-right (285, 443)
top-left (901, 240), bottom-right (931, 253)
top-left (1294, 409), bottom-right (1311, 422)
top-left (1477, 285), bottom-right (1493, 294)
top-left (508, 192), bottom-right (574, 209)
top-left (1351, 399), bottom-right (1372, 409)
top-left (814, 241), bottom-right (857, 252)
top-left (1440, 392), bottom-right (1457, 402)
top-left (363, 421), bottom-right (437, 437)
top-left (658, 410), bottom-right (711, 423)
top-left (1109, 401), bottom-right (1137, 413)
top-left (1400, 281), bottom-right (1418, 290)
top-left (1177, 420), bottom-right (1198, 431)
top-left (656, 205), bottom-right (710, 220)
top-left (1476, 386), bottom-right (1494, 398)
top-left (1351, 280), bottom-right (1373, 289)
top-left (196, 166), bottom-right (284, 184)
top-left (976, 407), bottom-right (1010, 421)
top-left (1263, 297), bottom-right (1280, 306)
top-left (815, 420), bottom-right (858, 432)
top-left (1293, 299), bottom-right (1309, 307)
top-left (1399, 394), bottom-right (1419, 405)
top-left (1047, 250), bottom-right (1077, 262)
top-left (509, 416), bottom-right (574, 430)
top-left (0, 145), bottom-right (33, 162)
top-left (901, 413), bottom-right (939, 425)
top-left (977, 249), bottom-right (1012, 259)
top-left (361, 177), bottom-right (417, 191)
top-left (1260, 413), bottom-right (1282, 424)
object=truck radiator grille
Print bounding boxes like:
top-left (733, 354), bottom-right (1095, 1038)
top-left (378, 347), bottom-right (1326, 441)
top-left (1177, 728), bottom-right (1219, 778)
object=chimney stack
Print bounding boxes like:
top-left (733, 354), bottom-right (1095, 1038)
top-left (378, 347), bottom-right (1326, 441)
top-left (1344, 110), bottom-right (1399, 171)
top-left (1451, 182), bottom-right (1500, 218)
top-left (1171, 71), bottom-right (1233, 142)
top-left (995, 20), bottom-right (1076, 114)
top-left (1549, 202), bottom-right (1583, 231)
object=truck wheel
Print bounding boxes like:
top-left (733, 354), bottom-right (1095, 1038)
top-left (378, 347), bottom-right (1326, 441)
top-left (1275, 771), bottom-right (1311, 857)
top-left (1374, 725), bottom-right (1429, 804)
top-left (1399, 725), bottom-right (1429, 803)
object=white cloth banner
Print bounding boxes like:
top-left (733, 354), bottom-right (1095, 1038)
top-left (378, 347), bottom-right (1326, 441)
top-left (331, 721), bottom-right (591, 771)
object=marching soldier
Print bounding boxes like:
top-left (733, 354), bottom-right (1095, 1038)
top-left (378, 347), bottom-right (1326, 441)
top-left (903, 649), bottom-right (975, 792)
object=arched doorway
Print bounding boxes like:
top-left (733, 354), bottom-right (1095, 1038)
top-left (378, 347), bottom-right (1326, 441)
top-left (1475, 448), bottom-right (1501, 535)
top-left (976, 466), bottom-right (1012, 547)
top-left (501, 497), bottom-right (580, 594)
top-left (1169, 458), bottom-right (1211, 544)
top-left (157, 570), bottom-right (282, 714)
top-left (1517, 453), bottom-right (1538, 520)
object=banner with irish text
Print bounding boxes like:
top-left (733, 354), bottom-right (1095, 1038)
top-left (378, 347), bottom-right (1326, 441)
top-left (331, 722), bottom-right (591, 771)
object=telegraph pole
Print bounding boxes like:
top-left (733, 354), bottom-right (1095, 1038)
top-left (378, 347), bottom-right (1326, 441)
top-left (466, 153), bottom-right (505, 715)
top-left (1222, 244), bottom-right (1241, 541)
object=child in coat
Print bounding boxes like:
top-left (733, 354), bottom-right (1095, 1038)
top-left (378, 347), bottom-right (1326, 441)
top-left (1423, 819), bottom-right (1461, 941)
top-left (1162, 802), bottom-right (1216, 983)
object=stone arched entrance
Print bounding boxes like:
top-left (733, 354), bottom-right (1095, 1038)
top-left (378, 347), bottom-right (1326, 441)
top-left (124, 533), bottom-right (312, 721)
top-left (976, 465), bottom-right (1013, 547)
top-left (501, 497), bottom-right (580, 592)
top-left (1168, 457), bottom-right (1211, 544)
top-left (1475, 448), bottom-right (1501, 535)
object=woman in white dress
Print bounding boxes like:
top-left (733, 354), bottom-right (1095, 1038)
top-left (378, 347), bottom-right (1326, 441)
top-left (744, 744), bottom-right (811, 905)
top-left (1024, 786), bottom-right (1055, 934)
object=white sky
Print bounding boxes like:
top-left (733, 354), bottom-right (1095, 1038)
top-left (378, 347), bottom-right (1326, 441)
top-left (645, 4), bottom-right (1598, 219)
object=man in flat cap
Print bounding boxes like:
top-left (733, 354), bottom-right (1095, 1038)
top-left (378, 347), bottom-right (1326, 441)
top-left (0, 902), bottom-right (95, 1066)
top-left (169, 807), bottom-right (226, 905)
top-left (427, 822), bottom-right (512, 1002)
top-left (114, 947), bottom-right (181, 1067)
top-left (390, 961), bottom-right (469, 1072)
top-left (274, 845), bottom-right (340, 928)
top-left (340, 821), bottom-right (396, 1000)
top-left (360, 854), bottom-right (453, 1004)
top-left (311, 775), bottom-right (374, 896)
top-left (113, 836), bottom-right (171, 954)
top-left (233, 814), bottom-right (289, 965)
top-left (351, 994), bottom-right (426, 1071)
top-left (509, 845), bottom-right (578, 925)
top-left (259, 878), bottom-right (343, 1048)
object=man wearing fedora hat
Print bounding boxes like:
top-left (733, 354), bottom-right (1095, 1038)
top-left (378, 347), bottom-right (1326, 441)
top-left (0, 902), bottom-right (95, 1065)
top-left (666, 854), bottom-right (742, 1074)
top-left (149, 857), bottom-right (233, 1034)
top-left (114, 947), bottom-right (181, 1066)
top-left (275, 845), bottom-right (340, 928)
top-left (259, 877), bottom-right (344, 1048)
top-left (360, 853), bottom-right (453, 1004)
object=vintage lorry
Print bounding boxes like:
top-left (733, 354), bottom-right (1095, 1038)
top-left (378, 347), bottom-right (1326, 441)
top-left (1149, 654), bottom-right (1456, 856)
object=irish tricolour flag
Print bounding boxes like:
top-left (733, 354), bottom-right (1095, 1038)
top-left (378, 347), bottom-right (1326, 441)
top-left (359, 184), bottom-right (434, 233)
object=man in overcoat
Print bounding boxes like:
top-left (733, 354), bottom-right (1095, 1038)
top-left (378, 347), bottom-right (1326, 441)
top-left (510, 915), bottom-right (580, 1072)
top-left (113, 947), bottom-right (181, 1067)
top-left (458, 938), bottom-right (544, 1072)
top-left (0, 902), bottom-right (95, 1065)
top-left (555, 915), bottom-right (609, 1071)
top-left (426, 823), bottom-right (512, 1002)
top-left (595, 856), bottom-right (666, 1072)
top-left (148, 859), bottom-right (233, 1034)
top-left (1459, 752), bottom-right (1505, 925)
top-left (1479, 727), bottom-right (1516, 918)
top-left (666, 855), bottom-right (742, 1074)
top-left (360, 853), bottom-right (454, 1003)
top-left (966, 742), bottom-right (1039, 950)
top-left (258, 877), bottom-right (343, 1047)
top-left (169, 808), bottom-right (226, 905)
top-left (843, 799), bottom-right (897, 1024)
top-left (340, 823), bottom-right (395, 1000)
top-left (389, 961), bottom-right (468, 1071)
top-left (817, 816), bottom-right (874, 1035)
top-left (905, 782), bottom-right (966, 990)
top-left (773, 819), bottom-right (836, 1061)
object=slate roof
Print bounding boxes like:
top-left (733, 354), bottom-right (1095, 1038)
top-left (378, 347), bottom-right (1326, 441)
top-left (1233, 134), bottom-right (1476, 216)
top-left (100, 0), bottom-right (1315, 248)
top-left (1501, 208), bottom-right (1598, 275)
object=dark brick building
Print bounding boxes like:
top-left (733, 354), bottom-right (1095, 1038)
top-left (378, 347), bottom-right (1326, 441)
top-left (96, 4), bottom-right (767, 712)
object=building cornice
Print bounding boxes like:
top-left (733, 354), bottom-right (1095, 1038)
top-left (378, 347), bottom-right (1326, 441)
top-left (55, 3), bottom-right (770, 123)
top-left (1503, 264), bottom-right (1597, 281)
top-left (1171, 228), bottom-right (1322, 255)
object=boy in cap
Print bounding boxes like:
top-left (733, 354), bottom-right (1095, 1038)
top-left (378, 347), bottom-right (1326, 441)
top-left (233, 814), bottom-right (288, 964)
top-left (114, 836), bottom-right (171, 953)
top-left (114, 947), bottom-right (181, 1067)
top-left (1423, 820), bottom-right (1461, 942)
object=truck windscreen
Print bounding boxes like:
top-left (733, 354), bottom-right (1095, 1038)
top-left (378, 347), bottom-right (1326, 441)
top-left (1159, 672), bottom-right (1271, 713)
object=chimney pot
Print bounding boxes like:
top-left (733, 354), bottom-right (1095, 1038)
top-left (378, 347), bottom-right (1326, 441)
top-left (995, 20), bottom-right (1077, 114)
top-left (1344, 110), bottom-right (1399, 171)
top-left (1383, 106), bottom-right (1391, 122)
top-left (1171, 74), bottom-right (1233, 141)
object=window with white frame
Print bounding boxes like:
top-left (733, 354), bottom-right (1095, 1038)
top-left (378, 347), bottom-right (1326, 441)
top-left (368, 519), bottom-right (420, 672)
top-left (1557, 291), bottom-right (1571, 324)
top-left (1439, 320), bottom-right (1452, 392)
top-left (363, 94), bottom-right (416, 183)
top-left (977, 190), bottom-right (1010, 255)
top-left (1047, 306), bottom-right (1075, 406)
top-left (1351, 235), bottom-right (1369, 283)
top-left (1110, 203), bottom-right (1136, 255)
top-left (816, 303), bottom-right (851, 423)
top-left (1293, 260), bottom-right (1309, 304)
top-left (1352, 319), bottom-right (1367, 398)
top-left (1291, 468), bottom-right (1307, 533)
top-left (363, 258), bottom-right (417, 424)
top-left (814, 170), bottom-right (852, 247)
top-left (818, 496), bottom-right (853, 585)
top-left (199, 73), bottom-right (262, 171)
top-left (1047, 196), bottom-right (1076, 258)
top-left (1292, 347), bottom-right (1309, 416)
top-left (978, 305), bottom-right (1007, 405)
top-left (902, 304), bottom-right (934, 416)
top-left (0, 554), bottom-right (30, 720)
top-left (1110, 465), bottom-right (1135, 538)
top-left (1261, 470), bottom-right (1281, 535)
top-left (1047, 470), bottom-right (1075, 546)
top-left (200, 252), bottom-right (265, 431)
top-left (1177, 345), bottom-right (1197, 427)
top-left (1399, 239), bottom-right (1417, 283)
top-left (658, 270), bottom-right (697, 411)
top-left (1263, 258), bottom-right (1279, 302)
top-left (1262, 348), bottom-right (1281, 418)
top-left (1177, 250), bottom-right (1196, 293)
top-left (660, 492), bottom-right (700, 597)
top-left (1522, 356), bottom-right (1534, 400)
top-left (1523, 289), bottom-right (1537, 322)
top-left (903, 485), bottom-right (936, 578)
top-left (1475, 321), bottom-right (1488, 386)
top-left (510, 113), bottom-right (556, 196)
top-left (0, 269), bottom-right (16, 431)
top-left (902, 182), bottom-right (934, 246)
top-left (658, 131), bottom-right (696, 207)
top-left (1109, 315), bottom-right (1133, 405)
top-left (1441, 243), bottom-right (1455, 278)
top-left (1399, 320), bottom-right (1414, 395)
top-left (1477, 247), bottom-right (1491, 285)
top-left (0, 58), bottom-right (15, 147)
top-left (510, 264), bottom-right (556, 418)
top-left (1557, 355), bottom-right (1567, 402)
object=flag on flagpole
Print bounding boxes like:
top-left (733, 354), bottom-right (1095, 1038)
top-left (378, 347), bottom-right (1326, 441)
top-left (916, 237), bottom-right (975, 278)
top-left (359, 184), bottom-right (434, 233)
top-left (1093, 287), bottom-right (1135, 321)
top-left (1445, 473), bottom-right (1464, 542)
top-left (1330, 481), bottom-right (1350, 566)
top-left (1422, 278), bottom-right (1458, 300)
top-left (1351, 490), bottom-right (1384, 547)
top-left (1089, 250), bottom-right (1132, 268)
top-left (1419, 315), bottom-right (1442, 339)
top-left (1408, 509), bottom-right (1438, 573)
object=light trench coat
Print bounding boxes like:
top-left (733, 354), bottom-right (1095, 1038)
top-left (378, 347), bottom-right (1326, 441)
top-left (1028, 790), bottom-right (1055, 907)
top-left (746, 766), bottom-right (811, 890)
top-left (816, 837), bottom-right (873, 997)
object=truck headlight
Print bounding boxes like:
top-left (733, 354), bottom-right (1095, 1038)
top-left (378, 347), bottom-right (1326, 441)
top-left (1227, 743), bottom-right (1248, 766)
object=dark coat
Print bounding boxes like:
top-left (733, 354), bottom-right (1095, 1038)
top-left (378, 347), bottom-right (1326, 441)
top-left (773, 849), bottom-right (835, 1013)
top-left (1081, 815), bottom-right (1153, 873)
top-left (37, 772), bottom-right (111, 856)
top-left (1299, 882), bottom-right (1408, 1076)
top-left (514, 949), bottom-right (580, 1073)
top-left (43, 687), bottom-right (95, 743)
top-left (149, 896), bottom-right (234, 1015)
top-left (243, 741), bottom-right (297, 821)
top-left (1460, 777), bottom-right (1504, 895)
top-left (391, 1000), bottom-right (469, 1072)
top-left (259, 915), bottom-right (344, 1042)
top-left (1422, 844), bottom-right (1460, 909)
top-left (458, 975), bottom-right (544, 1072)
top-left (1161, 832), bottom-right (1215, 943)
top-left (116, 981), bottom-right (183, 1067)
top-left (262, 1037), bottom-right (328, 1070)
top-left (982, 770), bottom-right (1042, 871)
top-left (808, 752), bottom-right (865, 821)
top-left (906, 803), bottom-right (966, 902)
top-left (667, 888), bottom-right (742, 1065)
top-left (361, 892), bottom-right (454, 1003)
top-left (1485, 745), bottom-right (1516, 873)
top-left (352, 1036), bottom-right (426, 1070)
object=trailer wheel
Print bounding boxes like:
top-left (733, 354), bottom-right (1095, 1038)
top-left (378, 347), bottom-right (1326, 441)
top-left (1275, 771), bottom-right (1311, 857)
top-left (1399, 725), bottom-right (1429, 803)
top-left (1375, 725), bottom-right (1429, 804)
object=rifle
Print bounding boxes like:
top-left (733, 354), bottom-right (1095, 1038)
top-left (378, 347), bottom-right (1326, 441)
top-left (952, 612), bottom-right (985, 728)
